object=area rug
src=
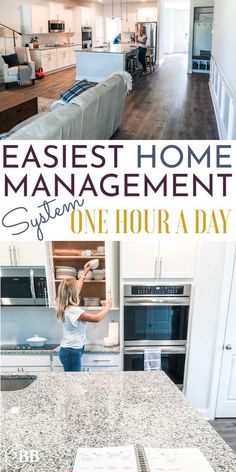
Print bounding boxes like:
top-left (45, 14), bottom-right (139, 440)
top-left (38, 96), bottom-right (55, 113)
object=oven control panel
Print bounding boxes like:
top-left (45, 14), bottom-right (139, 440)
top-left (131, 286), bottom-right (184, 295)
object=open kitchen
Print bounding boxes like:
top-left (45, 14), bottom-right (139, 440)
top-left (1, 240), bottom-right (236, 471)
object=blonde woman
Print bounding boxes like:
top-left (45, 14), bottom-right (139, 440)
top-left (56, 262), bottom-right (112, 372)
top-left (136, 25), bottom-right (148, 73)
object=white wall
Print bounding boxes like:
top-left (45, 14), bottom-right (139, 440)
top-left (185, 242), bottom-right (227, 417)
top-left (1, 307), bottom-right (119, 345)
top-left (212, 0), bottom-right (236, 96)
top-left (209, 0), bottom-right (236, 139)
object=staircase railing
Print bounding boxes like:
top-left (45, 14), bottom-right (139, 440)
top-left (0, 22), bottom-right (22, 48)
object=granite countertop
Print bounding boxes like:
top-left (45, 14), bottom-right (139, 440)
top-left (76, 44), bottom-right (139, 55)
top-left (32, 44), bottom-right (81, 51)
top-left (0, 344), bottom-right (120, 355)
top-left (1, 372), bottom-right (235, 472)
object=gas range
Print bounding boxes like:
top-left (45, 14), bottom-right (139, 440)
top-left (0, 344), bottom-right (58, 351)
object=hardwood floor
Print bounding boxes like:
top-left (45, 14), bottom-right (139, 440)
top-left (209, 419), bottom-right (236, 453)
top-left (113, 53), bottom-right (219, 140)
top-left (0, 67), bottom-right (76, 107)
top-left (0, 54), bottom-right (219, 139)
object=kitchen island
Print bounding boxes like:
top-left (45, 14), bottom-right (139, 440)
top-left (75, 45), bottom-right (139, 82)
top-left (1, 372), bottom-right (236, 471)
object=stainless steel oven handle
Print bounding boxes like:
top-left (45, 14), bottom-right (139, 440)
top-left (30, 270), bottom-right (37, 305)
top-left (124, 297), bottom-right (190, 305)
top-left (124, 346), bottom-right (186, 354)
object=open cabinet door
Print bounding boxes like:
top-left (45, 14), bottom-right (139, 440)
top-left (216, 249), bottom-right (236, 417)
top-left (44, 242), bottom-right (56, 308)
top-left (105, 242), bottom-right (119, 310)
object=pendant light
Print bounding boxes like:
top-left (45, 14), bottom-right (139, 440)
top-left (112, 0), bottom-right (114, 20)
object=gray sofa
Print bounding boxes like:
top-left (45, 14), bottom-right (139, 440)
top-left (8, 74), bottom-right (128, 140)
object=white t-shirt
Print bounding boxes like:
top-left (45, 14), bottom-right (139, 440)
top-left (138, 35), bottom-right (147, 48)
top-left (60, 306), bottom-right (87, 349)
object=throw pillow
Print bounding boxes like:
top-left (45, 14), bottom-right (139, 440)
top-left (2, 53), bottom-right (19, 68)
top-left (60, 80), bottom-right (96, 103)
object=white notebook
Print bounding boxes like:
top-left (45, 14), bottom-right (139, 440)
top-left (72, 446), bottom-right (214, 472)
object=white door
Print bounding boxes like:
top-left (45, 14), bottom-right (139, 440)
top-left (216, 254), bottom-right (236, 417)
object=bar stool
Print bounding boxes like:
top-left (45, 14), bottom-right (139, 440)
top-left (126, 53), bottom-right (139, 77)
top-left (146, 48), bottom-right (155, 73)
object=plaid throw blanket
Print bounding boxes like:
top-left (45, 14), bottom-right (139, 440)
top-left (18, 64), bottom-right (32, 86)
top-left (60, 80), bottom-right (96, 103)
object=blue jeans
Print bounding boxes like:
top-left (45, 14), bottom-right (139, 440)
top-left (59, 346), bottom-right (84, 372)
top-left (139, 47), bottom-right (147, 72)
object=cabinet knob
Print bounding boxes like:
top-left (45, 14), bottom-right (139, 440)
top-left (225, 344), bottom-right (232, 350)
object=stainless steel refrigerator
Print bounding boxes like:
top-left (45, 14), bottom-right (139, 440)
top-left (136, 22), bottom-right (158, 63)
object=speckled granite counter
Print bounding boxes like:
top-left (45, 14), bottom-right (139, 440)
top-left (1, 372), bottom-right (235, 472)
top-left (0, 344), bottom-right (120, 355)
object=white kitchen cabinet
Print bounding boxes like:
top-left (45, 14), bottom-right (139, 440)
top-left (52, 352), bottom-right (120, 371)
top-left (0, 242), bottom-right (45, 266)
top-left (64, 8), bottom-right (74, 33)
top-left (41, 51), bottom-right (58, 73)
top-left (31, 49), bottom-right (58, 73)
top-left (0, 354), bottom-right (51, 372)
top-left (57, 48), bottom-right (72, 69)
top-left (20, 4), bottom-right (49, 34)
top-left (48, 2), bottom-right (64, 20)
top-left (95, 16), bottom-right (104, 45)
top-left (80, 6), bottom-right (92, 27)
top-left (30, 47), bottom-right (75, 74)
top-left (137, 8), bottom-right (157, 22)
top-left (44, 241), bottom-right (119, 308)
top-left (121, 242), bottom-right (196, 279)
top-left (82, 353), bottom-right (120, 371)
top-left (158, 242), bottom-right (196, 278)
top-left (70, 46), bottom-right (77, 65)
top-left (121, 241), bottom-right (157, 279)
top-left (122, 13), bottom-right (137, 33)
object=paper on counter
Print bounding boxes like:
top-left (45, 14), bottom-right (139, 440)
top-left (145, 448), bottom-right (214, 472)
top-left (73, 446), bottom-right (138, 472)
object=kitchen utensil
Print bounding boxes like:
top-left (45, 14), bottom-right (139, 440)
top-left (26, 335), bottom-right (47, 348)
top-left (88, 259), bottom-right (99, 270)
top-left (93, 269), bottom-right (105, 280)
top-left (108, 322), bottom-right (119, 345)
top-left (104, 336), bottom-right (114, 347)
top-left (55, 266), bottom-right (77, 280)
top-left (96, 246), bottom-right (105, 254)
top-left (81, 250), bottom-right (93, 256)
top-left (83, 297), bottom-right (100, 307)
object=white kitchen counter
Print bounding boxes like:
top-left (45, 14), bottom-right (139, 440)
top-left (75, 46), bottom-right (138, 82)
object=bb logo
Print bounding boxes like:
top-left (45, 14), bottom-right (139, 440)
top-left (5, 444), bottom-right (40, 470)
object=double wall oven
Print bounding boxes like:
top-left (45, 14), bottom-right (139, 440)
top-left (124, 284), bottom-right (191, 388)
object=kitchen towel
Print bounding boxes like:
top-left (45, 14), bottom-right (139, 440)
top-left (144, 349), bottom-right (161, 371)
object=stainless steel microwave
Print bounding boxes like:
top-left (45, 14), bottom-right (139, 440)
top-left (48, 20), bottom-right (65, 33)
top-left (1, 267), bottom-right (48, 306)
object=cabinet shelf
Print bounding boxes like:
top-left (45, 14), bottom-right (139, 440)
top-left (55, 279), bottom-right (105, 283)
top-left (53, 255), bottom-right (105, 259)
